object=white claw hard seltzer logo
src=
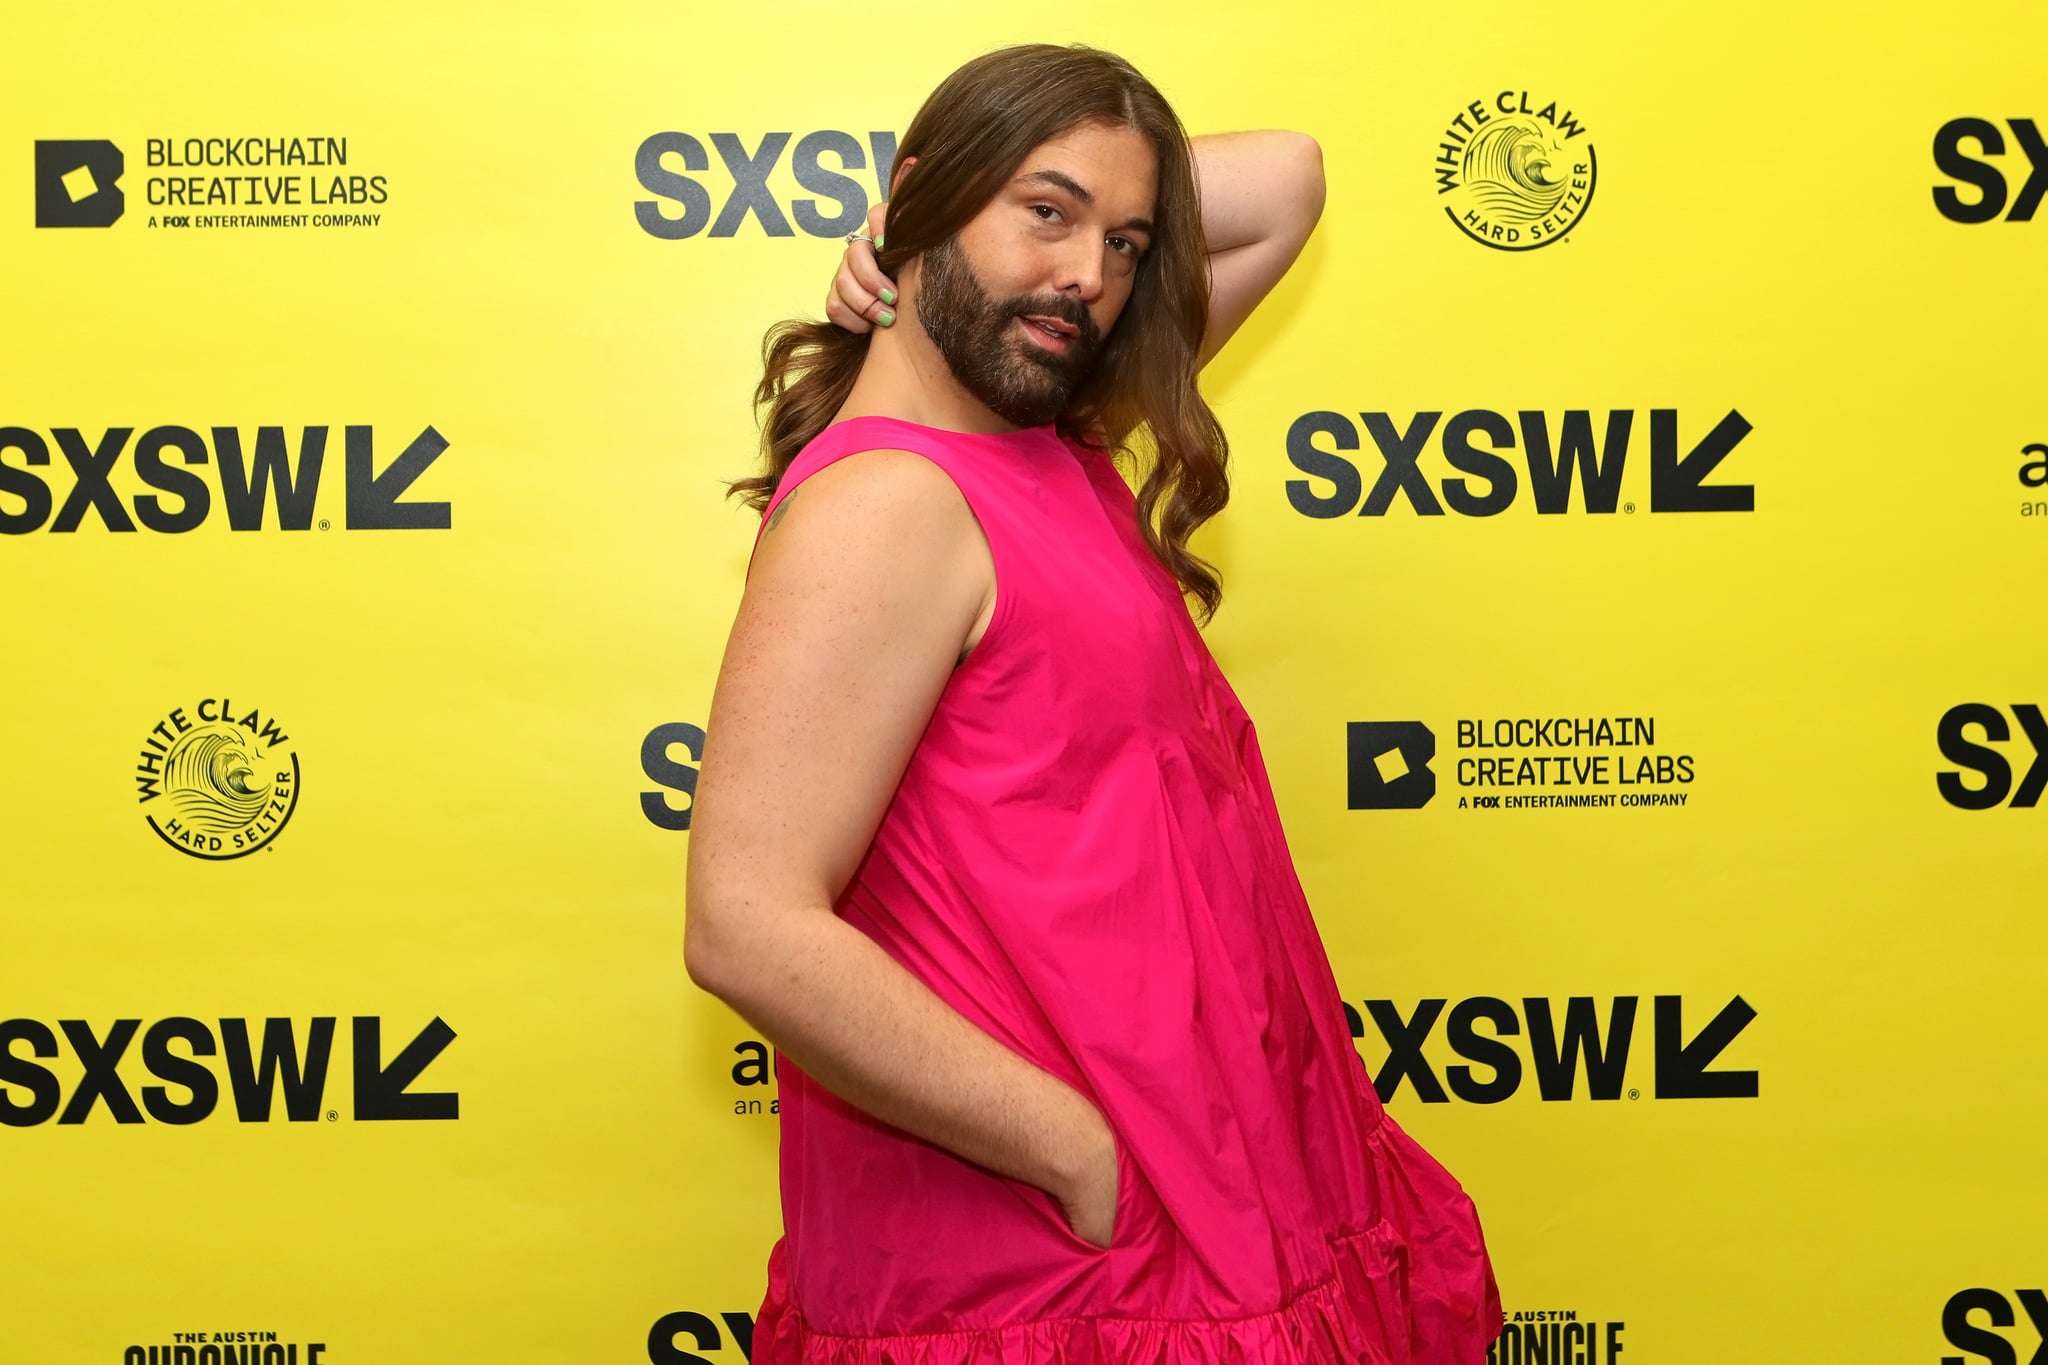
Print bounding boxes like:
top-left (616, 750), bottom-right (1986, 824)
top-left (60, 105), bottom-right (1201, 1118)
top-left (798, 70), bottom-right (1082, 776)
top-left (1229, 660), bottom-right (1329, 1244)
top-left (134, 698), bottom-right (300, 858)
top-left (1434, 90), bottom-right (1596, 250)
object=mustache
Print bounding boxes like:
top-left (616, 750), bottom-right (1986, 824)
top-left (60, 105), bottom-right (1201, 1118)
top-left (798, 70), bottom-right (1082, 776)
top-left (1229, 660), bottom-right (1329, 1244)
top-left (997, 293), bottom-right (1100, 347)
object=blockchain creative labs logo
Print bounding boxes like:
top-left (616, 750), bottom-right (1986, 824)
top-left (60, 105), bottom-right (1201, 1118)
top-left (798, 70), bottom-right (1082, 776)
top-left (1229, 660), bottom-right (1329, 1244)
top-left (1346, 721), bottom-right (1437, 809)
top-left (123, 1331), bottom-right (329, 1364)
top-left (1434, 91), bottom-right (1595, 250)
top-left (133, 699), bottom-right (299, 858)
top-left (1490, 1308), bottom-right (1627, 1363)
top-left (34, 140), bottom-right (125, 226)
top-left (1350, 715), bottom-right (1699, 812)
top-left (34, 134), bottom-right (387, 232)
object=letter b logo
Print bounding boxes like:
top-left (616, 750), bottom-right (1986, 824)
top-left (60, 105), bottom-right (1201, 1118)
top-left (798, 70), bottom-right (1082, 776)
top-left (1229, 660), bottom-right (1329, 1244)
top-left (1347, 721), bottom-right (1437, 809)
top-left (35, 140), bottom-right (125, 227)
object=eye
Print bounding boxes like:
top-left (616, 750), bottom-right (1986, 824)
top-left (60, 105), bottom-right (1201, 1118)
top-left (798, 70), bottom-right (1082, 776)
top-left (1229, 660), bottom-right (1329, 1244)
top-left (1107, 235), bottom-right (1135, 256)
top-left (1030, 203), bottom-right (1061, 223)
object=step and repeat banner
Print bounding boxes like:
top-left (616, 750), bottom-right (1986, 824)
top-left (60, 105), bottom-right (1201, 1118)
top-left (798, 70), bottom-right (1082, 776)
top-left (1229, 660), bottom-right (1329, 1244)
top-left (3, 3), bottom-right (2042, 1363)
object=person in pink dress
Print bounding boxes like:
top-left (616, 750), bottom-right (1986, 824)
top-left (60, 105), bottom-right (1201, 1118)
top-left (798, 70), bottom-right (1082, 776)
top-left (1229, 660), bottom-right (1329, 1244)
top-left (685, 43), bottom-right (1501, 1364)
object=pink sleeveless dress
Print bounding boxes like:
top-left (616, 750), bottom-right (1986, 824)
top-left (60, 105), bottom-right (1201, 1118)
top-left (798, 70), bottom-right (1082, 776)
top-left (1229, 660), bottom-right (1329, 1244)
top-left (745, 415), bottom-right (1500, 1364)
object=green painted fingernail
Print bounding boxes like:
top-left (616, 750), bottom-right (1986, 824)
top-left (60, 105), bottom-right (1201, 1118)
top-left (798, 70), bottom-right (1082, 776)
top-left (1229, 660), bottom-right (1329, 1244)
top-left (878, 309), bottom-right (895, 327)
top-left (880, 287), bottom-right (896, 306)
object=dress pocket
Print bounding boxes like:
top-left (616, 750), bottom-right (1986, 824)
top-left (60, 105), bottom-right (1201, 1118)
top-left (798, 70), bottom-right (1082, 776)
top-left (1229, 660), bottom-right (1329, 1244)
top-left (1048, 1119), bottom-right (1128, 1256)
top-left (1107, 1121), bottom-right (1136, 1251)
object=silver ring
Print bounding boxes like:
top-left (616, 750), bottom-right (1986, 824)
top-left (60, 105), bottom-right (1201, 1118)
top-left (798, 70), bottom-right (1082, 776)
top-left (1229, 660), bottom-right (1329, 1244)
top-left (844, 231), bottom-right (876, 247)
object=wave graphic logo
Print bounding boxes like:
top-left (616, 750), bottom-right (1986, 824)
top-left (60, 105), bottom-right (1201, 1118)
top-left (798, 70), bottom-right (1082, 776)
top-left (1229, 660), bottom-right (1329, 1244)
top-left (135, 699), bottom-right (300, 858)
top-left (1435, 92), bottom-right (1596, 251)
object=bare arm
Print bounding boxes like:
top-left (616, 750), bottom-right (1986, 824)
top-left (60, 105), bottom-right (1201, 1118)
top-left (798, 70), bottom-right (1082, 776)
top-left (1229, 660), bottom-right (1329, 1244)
top-left (824, 129), bottom-right (1326, 369)
top-left (684, 450), bottom-right (1118, 1244)
top-left (1191, 130), bottom-right (1326, 366)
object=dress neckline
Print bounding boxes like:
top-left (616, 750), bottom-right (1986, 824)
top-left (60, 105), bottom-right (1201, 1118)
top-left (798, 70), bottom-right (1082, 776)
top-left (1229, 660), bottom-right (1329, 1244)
top-left (822, 416), bottom-right (1120, 481)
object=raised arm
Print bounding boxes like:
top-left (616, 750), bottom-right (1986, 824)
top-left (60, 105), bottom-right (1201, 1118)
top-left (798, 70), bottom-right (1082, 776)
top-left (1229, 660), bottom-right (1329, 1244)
top-left (1191, 130), bottom-right (1325, 366)
top-left (825, 129), bottom-right (1325, 368)
top-left (684, 452), bottom-right (1120, 1246)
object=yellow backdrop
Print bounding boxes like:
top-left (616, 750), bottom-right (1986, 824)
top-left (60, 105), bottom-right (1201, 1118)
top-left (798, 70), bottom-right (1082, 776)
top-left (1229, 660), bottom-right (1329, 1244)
top-left (3, 3), bottom-right (2044, 1362)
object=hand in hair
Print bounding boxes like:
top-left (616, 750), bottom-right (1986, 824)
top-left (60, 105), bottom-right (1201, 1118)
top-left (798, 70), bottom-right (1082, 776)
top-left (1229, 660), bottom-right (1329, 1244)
top-left (825, 201), bottom-right (898, 334)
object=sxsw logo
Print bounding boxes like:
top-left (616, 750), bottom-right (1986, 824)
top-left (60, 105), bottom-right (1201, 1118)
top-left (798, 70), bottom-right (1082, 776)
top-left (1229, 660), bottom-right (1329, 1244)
top-left (1348, 721), bottom-right (1436, 809)
top-left (1285, 409), bottom-right (1754, 517)
top-left (1933, 118), bottom-right (2048, 223)
top-left (648, 1311), bottom-right (755, 1365)
top-left (0, 1015), bottom-right (458, 1125)
top-left (34, 139), bottom-right (125, 227)
top-left (641, 722), bottom-right (705, 830)
top-left (633, 130), bottom-right (898, 239)
top-left (1348, 994), bottom-right (1758, 1103)
top-left (0, 425), bottom-right (450, 533)
top-left (1941, 1288), bottom-right (2047, 1364)
top-left (1936, 704), bottom-right (2046, 809)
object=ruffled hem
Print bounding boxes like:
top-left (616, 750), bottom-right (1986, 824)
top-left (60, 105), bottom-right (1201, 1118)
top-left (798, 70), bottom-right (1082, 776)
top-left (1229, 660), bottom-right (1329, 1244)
top-left (754, 1225), bottom-right (1391, 1365)
top-left (753, 1115), bottom-right (1500, 1365)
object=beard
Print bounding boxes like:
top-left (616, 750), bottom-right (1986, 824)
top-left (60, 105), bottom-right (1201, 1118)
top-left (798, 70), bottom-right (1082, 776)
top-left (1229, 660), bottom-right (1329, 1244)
top-left (914, 235), bottom-right (1104, 428)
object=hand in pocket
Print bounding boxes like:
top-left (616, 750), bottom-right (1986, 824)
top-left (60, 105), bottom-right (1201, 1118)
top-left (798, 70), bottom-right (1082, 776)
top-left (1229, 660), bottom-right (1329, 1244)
top-left (1057, 1111), bottom-right (1120, 1250)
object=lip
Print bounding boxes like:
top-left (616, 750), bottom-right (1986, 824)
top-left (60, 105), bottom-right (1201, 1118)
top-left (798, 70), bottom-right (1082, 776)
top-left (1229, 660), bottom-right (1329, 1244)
top-left (1017, 314), bottom-right (1078, 353)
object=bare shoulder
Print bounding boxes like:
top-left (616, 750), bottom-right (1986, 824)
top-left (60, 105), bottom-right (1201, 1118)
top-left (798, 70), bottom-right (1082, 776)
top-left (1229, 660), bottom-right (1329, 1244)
top-left (760, 446), bottom-right (978, 549)
top-left (748, 445), bottom-right (997, 665)
top-left (693, 447), bottom-right (994, 953)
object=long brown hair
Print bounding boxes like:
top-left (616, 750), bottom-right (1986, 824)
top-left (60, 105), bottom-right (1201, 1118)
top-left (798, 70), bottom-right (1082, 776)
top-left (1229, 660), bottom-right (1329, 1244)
top-left (729, 43), bottom-right (1231, 619)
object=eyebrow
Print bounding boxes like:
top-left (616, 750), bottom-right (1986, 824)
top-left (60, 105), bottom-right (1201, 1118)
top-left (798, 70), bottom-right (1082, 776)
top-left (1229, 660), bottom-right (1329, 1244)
top-left (1014, 169), bottom-right (1155, 237)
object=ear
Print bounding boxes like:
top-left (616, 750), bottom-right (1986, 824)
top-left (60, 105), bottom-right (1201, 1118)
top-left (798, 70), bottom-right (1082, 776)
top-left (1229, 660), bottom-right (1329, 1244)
top-left (888, 155), bottom-right (917, 198)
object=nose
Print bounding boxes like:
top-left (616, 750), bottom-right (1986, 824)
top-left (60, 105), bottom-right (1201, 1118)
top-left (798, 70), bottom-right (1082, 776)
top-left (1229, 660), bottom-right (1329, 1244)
top-left (1051, 234), bottom-right (1104, 304)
